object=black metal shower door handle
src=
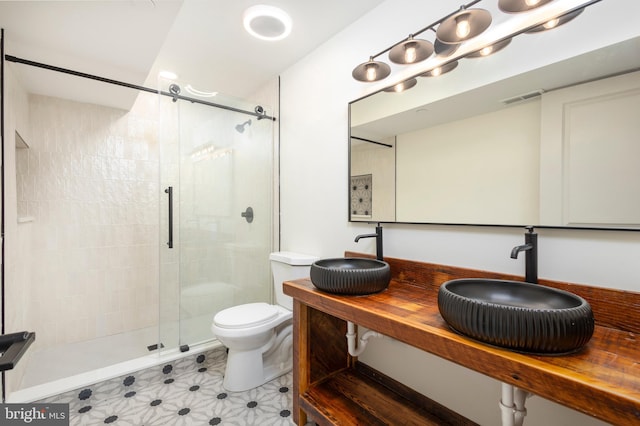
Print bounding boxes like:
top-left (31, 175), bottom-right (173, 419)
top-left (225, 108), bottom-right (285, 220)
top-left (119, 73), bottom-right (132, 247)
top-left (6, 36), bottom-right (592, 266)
top-left (165, 187), bottom-right (173, 248)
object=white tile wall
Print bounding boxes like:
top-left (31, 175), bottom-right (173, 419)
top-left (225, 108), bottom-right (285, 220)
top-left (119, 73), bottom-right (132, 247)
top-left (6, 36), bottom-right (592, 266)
top-left (20, 93), bottom-right (161, 349)
top-left (5, 63), bottom-right (35, 397)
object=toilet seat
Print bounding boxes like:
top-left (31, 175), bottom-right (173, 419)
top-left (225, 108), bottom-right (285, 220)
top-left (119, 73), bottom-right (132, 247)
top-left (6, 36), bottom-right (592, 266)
top-left (214, 303), bottom-right (278, 329)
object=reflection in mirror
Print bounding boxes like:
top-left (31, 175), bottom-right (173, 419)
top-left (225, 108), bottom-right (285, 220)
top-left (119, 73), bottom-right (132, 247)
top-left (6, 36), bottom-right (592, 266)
top-left (350, 1), bottom-right (640, 230)
top-left (393, 99), bottom-right (540, 225)
top-left (350, 136), bottom-right (396, 222)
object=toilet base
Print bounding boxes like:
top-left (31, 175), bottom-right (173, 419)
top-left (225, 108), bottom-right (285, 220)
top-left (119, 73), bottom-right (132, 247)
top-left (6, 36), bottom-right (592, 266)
top-left (222, 323), bottom-right (293, 392)
top-left (223, 347), bottom-right (269, 392)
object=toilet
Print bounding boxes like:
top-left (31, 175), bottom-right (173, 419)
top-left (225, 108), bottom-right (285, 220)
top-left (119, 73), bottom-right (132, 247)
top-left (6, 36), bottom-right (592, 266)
top-left (211, 251), bottom-right (317, 392)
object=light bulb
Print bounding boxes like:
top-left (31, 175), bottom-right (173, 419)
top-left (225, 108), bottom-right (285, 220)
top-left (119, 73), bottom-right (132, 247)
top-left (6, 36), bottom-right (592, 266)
top-left (480, 46), bottom-right (493, 56)
top-left (431, 67), bottom-right (442, 77)
top-left (543, 18), bottom-right (559, 29)
top-left (525, 0), bottom-right (541, 6)
top-left (365, 63), bottom-right (378, 81)
top-left (404, 43), bottom-right (417, 63)
top-left (455, 15), bottom-right (471, 39)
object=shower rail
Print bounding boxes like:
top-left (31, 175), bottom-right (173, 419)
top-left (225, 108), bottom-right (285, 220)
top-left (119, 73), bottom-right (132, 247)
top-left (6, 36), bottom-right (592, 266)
top-left (4, 54), bottom-right (276, 121)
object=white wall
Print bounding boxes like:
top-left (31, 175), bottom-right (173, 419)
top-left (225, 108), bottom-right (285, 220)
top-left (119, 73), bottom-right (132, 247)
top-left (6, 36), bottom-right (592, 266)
top-left (279, 1), bottom-right (640, 424)
top-left (396, 100), bottom-right (540, 224)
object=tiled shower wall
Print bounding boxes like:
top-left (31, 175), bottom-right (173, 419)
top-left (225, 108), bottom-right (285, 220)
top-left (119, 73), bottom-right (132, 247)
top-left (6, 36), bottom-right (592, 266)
top-left (17, 93), bottom-right (160, 349)
top-left (5, 63), bottom-right (32, 396)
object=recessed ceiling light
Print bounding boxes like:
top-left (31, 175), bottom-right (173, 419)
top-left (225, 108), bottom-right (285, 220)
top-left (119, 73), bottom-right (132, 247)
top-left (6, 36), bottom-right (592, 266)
top-left (243, 5), bottom-right (292, 41)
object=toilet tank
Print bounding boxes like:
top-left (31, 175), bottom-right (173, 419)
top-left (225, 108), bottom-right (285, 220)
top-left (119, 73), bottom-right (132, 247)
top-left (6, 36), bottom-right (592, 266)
top-left (270, 252), bottom-right (318, 310)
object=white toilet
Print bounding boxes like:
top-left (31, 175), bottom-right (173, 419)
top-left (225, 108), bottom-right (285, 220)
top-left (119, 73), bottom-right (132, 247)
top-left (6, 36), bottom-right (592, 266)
top-left (211, 251), bottom-right (317, 392)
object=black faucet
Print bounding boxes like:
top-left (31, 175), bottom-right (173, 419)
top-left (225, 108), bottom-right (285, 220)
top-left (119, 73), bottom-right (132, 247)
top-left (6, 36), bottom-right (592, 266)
top-left (510, 226), bottom-right (538, 284)
top-left (355, 223), bottom-right (383, 261)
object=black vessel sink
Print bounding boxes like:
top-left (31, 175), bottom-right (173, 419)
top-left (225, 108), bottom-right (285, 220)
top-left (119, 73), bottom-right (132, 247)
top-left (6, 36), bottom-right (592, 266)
top-left (438, 279), bottom-right (594, 354)
top-left (310, 258), bottom-right (391, 295)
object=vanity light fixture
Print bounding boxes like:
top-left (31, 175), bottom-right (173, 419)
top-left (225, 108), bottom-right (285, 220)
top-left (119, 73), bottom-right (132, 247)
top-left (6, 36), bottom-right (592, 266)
top-left (433, 37), bottom-right (460, 57)
top-left (388, 36), bottom-right (434, 65)
top-left (352, 0), bottom-right (586, 85)
top-left (420, 61), bottom-right (459, 77)
top-left (498, 0), bottom-right (553, 13)
top-left (466, 37), bottom-right (512, 57)
top-left (352, 57), bottom-right (391, 82)
top-left (243, 5), bottom-right (292, 41)
top-left (352, 0), bottom-right (484, 82)
top-left (526, 8), bottom-right (584, 32)
top-left (352, 0), bottom-right (491, 84)
top-left (435, 6), bottom-right (492, 44)
top-left (383, 78), bottom-right (417, 93)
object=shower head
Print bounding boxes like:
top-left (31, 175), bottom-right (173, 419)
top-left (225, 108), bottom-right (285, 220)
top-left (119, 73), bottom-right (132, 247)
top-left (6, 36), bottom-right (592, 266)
top-left (235, 119), bottom-right (252, 133)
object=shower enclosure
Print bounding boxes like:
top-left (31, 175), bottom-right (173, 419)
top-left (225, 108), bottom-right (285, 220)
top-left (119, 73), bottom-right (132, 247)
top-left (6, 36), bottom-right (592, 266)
top-left (157, 80), bottom-right (275, 351)
top-left (2, 52), bottom-right (276, 400)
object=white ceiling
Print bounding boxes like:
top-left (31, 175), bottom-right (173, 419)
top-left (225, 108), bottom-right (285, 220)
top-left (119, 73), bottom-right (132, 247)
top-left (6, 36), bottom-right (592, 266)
top-left (0, 0), bottom-right (385, 109)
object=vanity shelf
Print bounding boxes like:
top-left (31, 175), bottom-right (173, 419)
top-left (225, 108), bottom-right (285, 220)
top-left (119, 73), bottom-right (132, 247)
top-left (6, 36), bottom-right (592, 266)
top-left (283, 253), bottom-right (640, 425)
top-left (301, 362), bottom-right (476, 425)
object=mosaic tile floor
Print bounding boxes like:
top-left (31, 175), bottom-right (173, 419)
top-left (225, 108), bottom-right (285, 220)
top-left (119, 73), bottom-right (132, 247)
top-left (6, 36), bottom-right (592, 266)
top-left (39, 348), bottom-right (295, 425)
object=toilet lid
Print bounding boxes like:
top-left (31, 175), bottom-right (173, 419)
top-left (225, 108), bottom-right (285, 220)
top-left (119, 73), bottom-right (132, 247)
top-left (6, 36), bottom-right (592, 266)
top-left (214, 303), bottom-right (279, 329)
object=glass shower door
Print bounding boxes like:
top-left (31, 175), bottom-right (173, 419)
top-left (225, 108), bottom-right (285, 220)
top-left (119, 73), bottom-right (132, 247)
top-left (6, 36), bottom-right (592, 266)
top-left (159, 86), bottom-right (274, 351)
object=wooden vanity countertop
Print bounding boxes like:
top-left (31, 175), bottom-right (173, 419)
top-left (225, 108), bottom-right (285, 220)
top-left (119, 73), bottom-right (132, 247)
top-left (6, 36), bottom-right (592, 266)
top-left (283, 254), bottom-right (640, 425)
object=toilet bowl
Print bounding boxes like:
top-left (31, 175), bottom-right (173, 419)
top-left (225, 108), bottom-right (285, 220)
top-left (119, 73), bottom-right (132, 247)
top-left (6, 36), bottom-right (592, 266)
top-left (211, 251), bottom-right (317, 392)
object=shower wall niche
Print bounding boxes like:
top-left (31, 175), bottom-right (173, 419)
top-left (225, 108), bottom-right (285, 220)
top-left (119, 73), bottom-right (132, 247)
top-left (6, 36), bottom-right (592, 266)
top-left (15, 130), bottom-right (31, 221)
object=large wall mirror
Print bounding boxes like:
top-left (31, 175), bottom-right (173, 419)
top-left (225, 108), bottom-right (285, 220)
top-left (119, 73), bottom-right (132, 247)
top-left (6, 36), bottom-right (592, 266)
top-left (349, 1), bottom-right (640, 230)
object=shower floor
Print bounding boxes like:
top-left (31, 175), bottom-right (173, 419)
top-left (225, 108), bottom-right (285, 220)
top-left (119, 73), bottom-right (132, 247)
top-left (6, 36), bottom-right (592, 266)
top-left (21, 326), bottom-right (157, 389)
top-left (19, 313), bottom-right (214, 390)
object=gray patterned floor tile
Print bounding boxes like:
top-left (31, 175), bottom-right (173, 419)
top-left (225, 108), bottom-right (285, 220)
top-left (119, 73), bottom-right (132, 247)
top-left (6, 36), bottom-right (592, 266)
top-left (40, 349), bottom-right (295, 425)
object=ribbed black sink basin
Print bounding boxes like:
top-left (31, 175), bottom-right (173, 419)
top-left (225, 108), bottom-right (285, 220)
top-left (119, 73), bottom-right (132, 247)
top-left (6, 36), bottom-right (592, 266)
top-left (310, 258), bottom-right (391, 295)
top-left (438, 279), bottom-right (594, 355)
